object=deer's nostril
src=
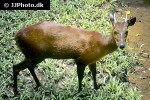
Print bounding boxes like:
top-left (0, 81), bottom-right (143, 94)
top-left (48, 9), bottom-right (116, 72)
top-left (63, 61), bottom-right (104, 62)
top-left (119, 44), bottom-right (125, 49)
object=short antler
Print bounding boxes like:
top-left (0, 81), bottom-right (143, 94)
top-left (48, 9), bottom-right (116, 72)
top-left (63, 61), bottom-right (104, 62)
top-left (114, 13), bottom-right (117, 23)
top-left (125, 13), bottom-right (128, 22)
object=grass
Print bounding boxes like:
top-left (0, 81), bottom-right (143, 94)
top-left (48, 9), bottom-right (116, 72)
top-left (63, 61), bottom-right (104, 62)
top-left (0, 0), bottom-right (140, 99)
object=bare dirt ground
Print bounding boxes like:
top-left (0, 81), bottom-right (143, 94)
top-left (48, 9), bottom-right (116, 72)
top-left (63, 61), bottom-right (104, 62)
top-left (123, 0), bottom-right (150, 100)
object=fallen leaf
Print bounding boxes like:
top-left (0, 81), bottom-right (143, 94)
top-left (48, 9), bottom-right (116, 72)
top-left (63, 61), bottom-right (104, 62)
top-left (125, 10), bottom-right (130, 15)
top-left (38, 76), bottom-right (42, 81)
top-left (135, 33), bottom-right (141, 36)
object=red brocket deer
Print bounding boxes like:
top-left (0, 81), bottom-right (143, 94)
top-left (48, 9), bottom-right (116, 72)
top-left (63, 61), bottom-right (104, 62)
top-left (13, 13), bottom-right (136, 95)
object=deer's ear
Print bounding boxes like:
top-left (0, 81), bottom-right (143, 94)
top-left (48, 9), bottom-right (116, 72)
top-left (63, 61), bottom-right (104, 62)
top-left (127, 17), bottom-right (136, 26)
top-left (110, 13), bottom-right (115, 25)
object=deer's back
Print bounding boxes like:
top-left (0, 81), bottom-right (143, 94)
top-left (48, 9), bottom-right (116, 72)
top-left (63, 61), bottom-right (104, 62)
top-left (15, 21), bottom-right (101, 60)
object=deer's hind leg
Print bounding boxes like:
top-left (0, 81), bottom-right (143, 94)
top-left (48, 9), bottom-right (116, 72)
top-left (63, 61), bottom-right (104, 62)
top-left (13, 58), bottom-right (41, 95)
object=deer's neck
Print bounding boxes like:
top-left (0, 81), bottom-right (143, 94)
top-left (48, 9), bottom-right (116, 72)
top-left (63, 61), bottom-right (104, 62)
top-left (101, 32), bottom-right (118, 54)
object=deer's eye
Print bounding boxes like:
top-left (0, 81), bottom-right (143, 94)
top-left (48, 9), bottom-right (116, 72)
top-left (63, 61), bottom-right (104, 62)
top-left (125, 31), bottom-right (128, 35)
top-left (114, 31), bottom-right (118, 35)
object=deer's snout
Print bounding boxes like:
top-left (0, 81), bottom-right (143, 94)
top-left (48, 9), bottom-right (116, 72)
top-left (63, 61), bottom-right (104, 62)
top-left (119, 33), bottom-right (126, 49)
top-left (119, 44), bottom-right (125, 49)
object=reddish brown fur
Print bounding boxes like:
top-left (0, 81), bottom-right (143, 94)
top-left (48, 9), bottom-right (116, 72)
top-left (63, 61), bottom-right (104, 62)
top-left (13, 14), bottom-right (136, 95)
top-left (15, 21), bottom-right (117, 65)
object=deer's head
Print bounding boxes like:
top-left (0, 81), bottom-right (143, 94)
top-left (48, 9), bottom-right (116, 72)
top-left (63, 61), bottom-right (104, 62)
top-left (110, 13), bottom-right (136, 49)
